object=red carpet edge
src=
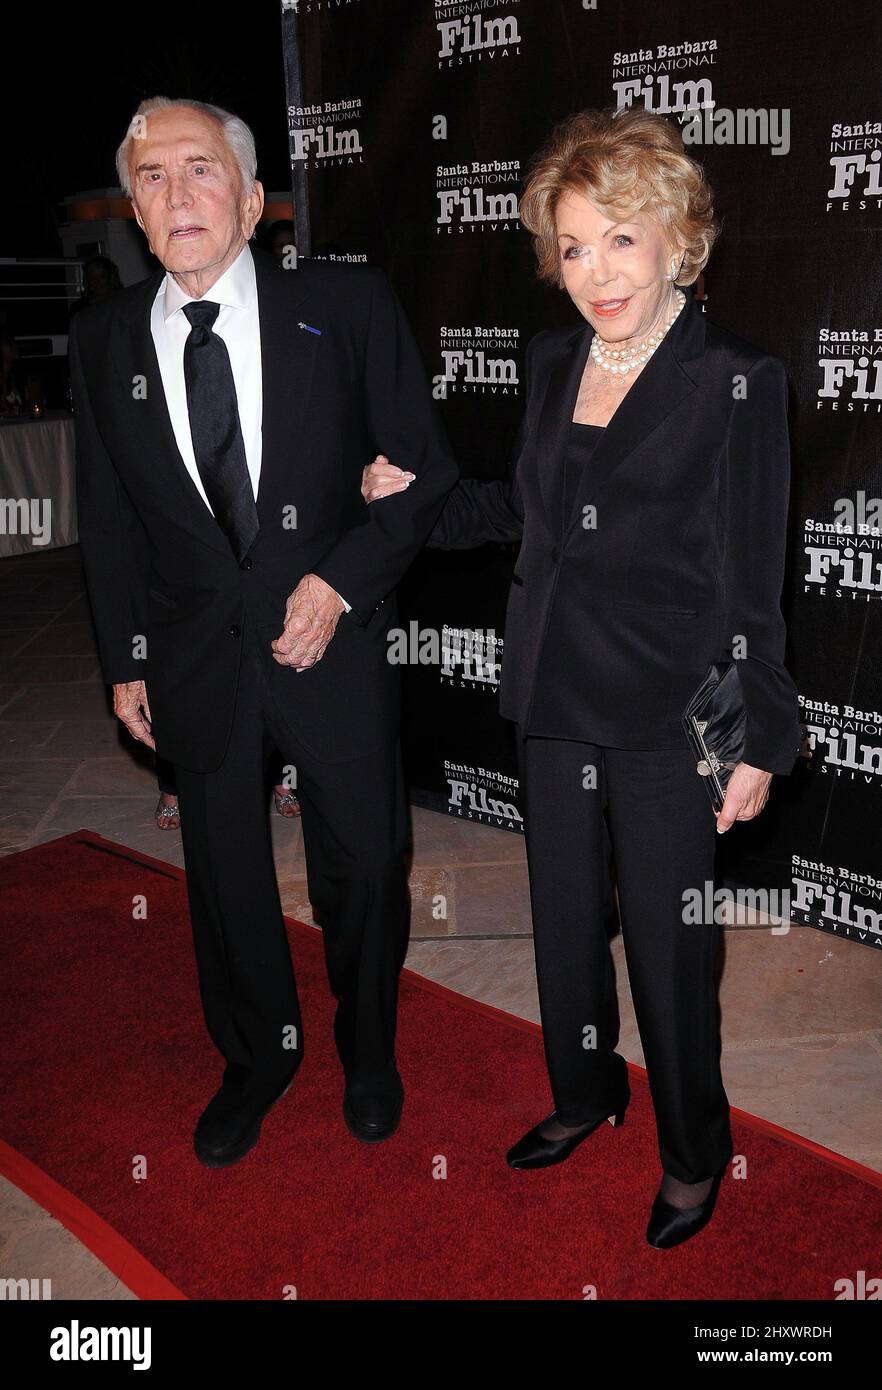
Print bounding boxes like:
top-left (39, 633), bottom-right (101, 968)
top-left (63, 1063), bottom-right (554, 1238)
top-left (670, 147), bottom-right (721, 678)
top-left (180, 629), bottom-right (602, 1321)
top-left (1, 827), bottom-right (880, 1302)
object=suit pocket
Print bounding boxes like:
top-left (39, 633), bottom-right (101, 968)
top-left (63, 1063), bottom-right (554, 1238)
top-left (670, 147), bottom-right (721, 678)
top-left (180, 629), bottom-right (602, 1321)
top-left (609, 599), bottom-right (697, 617)
top-left (511, 572), bottom-right (524, 587)
top-left (148, 587), bottom-right (178, 610)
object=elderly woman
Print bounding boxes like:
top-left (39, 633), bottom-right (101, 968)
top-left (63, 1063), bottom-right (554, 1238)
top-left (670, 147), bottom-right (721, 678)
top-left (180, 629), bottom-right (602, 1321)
top-left (363, 107), bottom-right (801, 1248)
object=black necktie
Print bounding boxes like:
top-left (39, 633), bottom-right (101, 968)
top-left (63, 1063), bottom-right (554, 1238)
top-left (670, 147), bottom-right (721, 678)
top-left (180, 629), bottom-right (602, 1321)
top-left (182, 300), bottom-right (259, 561)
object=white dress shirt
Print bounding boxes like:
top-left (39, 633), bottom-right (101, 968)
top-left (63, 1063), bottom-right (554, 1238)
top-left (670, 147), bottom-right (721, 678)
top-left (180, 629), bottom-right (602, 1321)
top-left (150, 242), bottom-right (349, 610)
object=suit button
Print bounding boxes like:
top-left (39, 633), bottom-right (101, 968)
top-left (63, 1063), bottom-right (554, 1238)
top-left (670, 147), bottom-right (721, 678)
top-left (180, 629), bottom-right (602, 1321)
top-left (551, 545), bottom-right (560, 564)
top-left (240, 557), bottom-right (253, 571)
top-left (229, 624), bottom-right (240, 638)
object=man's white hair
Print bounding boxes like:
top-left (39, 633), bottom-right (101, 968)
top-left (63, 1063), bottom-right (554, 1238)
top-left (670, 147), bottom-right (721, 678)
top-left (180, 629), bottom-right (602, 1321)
top-left (115, 96), bottom-right (257, 198)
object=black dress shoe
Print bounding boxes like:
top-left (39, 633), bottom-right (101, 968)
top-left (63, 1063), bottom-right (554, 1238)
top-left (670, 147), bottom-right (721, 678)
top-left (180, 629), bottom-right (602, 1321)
top-left (343, 1066), bottom-right (404, 1144)
top-left (646, 1171), bottom-right (724, 1249)
top-left (194, 1070), bottom-right (297, 1169)
top-left (506, 1105), bottom-right (627, 1170)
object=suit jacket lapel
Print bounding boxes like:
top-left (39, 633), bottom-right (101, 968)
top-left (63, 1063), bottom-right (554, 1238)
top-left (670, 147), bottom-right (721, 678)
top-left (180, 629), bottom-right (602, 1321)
top-left (115, 271), bottom-right (232, 557)
top-left (534, 292), bottom-right (707, 543)
top-left (533, 321), bottom-right (588, 534)
top-left (251, 247), bottom-right (318, 526)
top-left (564, 292), bottom-right (706, 543)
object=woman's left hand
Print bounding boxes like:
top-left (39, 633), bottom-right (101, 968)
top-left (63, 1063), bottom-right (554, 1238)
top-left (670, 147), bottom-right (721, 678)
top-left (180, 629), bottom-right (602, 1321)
top-left (362, 453), bottom-right (414, 502)
top-left (715, 762), bottom-right (773, 833)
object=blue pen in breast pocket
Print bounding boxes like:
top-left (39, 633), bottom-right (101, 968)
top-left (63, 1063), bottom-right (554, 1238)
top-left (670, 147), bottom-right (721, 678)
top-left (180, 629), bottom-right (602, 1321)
top-left (298, 321), bottom-right (322, 336)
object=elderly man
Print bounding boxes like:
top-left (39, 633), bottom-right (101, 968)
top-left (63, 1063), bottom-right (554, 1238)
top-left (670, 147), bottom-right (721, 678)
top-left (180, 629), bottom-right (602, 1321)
top-left (69, 97), bottom-right (458, 1166)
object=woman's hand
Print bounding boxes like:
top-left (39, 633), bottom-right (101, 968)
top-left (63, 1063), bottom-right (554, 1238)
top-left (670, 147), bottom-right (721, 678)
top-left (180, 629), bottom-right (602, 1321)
top-left (715, 762), bottom-right (773, 833)
top-left (361, 453), bottom-right (414, 503)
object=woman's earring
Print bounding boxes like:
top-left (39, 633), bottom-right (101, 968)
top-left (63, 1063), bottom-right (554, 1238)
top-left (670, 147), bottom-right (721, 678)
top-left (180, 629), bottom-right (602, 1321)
top-left (669, 257), bottom-right (679, 281)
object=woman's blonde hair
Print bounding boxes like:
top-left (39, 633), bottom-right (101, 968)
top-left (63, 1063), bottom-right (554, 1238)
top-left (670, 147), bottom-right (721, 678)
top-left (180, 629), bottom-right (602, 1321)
top-left (519, 106), bottom-right (720, 288)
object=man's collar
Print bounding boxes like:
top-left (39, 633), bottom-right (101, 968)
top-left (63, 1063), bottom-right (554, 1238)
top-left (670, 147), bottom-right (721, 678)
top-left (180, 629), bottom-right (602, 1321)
top-left (160, 242), bottom-right (256, 321)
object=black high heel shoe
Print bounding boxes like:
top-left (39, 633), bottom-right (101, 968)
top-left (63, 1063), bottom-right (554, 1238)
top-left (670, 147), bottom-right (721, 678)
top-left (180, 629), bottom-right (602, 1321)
top-left (506, 1105), bottom-right (627, 1170)
top-left (646, 1170), bottom-right (725, 1249)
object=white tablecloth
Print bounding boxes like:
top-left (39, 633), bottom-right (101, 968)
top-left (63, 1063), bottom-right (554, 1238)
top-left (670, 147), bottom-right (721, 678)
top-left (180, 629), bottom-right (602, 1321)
top-left (0, 414), bottom-right (77, 557)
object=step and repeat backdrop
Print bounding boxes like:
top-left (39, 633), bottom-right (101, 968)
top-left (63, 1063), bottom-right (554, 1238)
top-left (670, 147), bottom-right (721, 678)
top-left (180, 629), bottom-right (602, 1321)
top-left (286, 0), bottom-right (881, 948)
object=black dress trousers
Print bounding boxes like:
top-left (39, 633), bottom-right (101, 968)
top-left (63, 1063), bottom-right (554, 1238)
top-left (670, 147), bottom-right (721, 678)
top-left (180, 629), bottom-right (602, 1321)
top-left (517, 732), bottom-right (734, 1184)
top-left (173, 614), bottom-right (410, 1112)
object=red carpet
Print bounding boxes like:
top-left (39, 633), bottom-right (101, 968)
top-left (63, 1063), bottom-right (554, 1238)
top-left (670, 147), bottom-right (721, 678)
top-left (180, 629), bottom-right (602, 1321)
top-left (1, 830), bottom-right (880, 1300)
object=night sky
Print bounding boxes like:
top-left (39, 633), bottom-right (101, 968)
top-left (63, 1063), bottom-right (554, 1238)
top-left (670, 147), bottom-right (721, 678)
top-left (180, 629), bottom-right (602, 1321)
top-left (7, 5), bottom-right (294, 256)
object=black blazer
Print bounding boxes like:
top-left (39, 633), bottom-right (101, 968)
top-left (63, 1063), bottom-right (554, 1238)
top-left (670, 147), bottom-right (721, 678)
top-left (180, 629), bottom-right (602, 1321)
top-left (429, 291), bottom-right (802, 775)
top-left (69, 246), bottom-right (459, 771)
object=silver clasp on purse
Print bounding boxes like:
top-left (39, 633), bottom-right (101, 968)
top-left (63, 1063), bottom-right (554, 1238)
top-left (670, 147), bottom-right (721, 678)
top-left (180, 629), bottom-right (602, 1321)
top-left (692, 719), bottom-right (738, 778)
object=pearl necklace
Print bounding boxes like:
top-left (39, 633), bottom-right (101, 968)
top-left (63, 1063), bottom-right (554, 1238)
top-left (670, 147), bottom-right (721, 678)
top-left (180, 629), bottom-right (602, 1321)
top-left (590, 290), bottom-right (686, 376)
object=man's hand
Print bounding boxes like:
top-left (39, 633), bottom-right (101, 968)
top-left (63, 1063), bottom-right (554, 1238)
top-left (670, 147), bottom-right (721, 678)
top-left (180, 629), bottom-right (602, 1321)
top-left (271, 573), bottom-right (345, 671)
top-left (361, 453), bottom-right (414, 503)
top-left (715, 761), bottom-right (773, 833)
top-left (112, 680), bottom-right (155, 750)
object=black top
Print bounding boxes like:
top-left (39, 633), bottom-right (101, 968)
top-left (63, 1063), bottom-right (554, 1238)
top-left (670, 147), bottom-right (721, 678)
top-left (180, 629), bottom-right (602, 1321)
top-left (563, 421), bottom-right (605, 525)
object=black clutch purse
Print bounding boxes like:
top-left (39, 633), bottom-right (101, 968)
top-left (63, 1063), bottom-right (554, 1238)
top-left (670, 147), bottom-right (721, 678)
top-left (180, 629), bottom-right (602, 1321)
top-left (682, 662), bottom-right (746, 814)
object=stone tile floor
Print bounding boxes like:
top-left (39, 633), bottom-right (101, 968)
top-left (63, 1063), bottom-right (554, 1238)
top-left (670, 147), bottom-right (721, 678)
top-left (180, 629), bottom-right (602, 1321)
top-left (1, 546), bottom-right (879, 1297)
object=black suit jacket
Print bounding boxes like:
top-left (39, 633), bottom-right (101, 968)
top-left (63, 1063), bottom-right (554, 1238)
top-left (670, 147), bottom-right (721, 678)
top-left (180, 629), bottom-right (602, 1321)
top-left (429, 291), bottom-right (802, 775)
top-left (69, 246), bottom-right (459, 770)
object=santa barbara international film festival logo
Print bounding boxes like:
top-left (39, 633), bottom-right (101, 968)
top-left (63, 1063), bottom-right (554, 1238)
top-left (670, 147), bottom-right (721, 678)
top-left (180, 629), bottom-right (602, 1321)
top-left (803, 492), bottom-right (882, 604)
top-left (436, 156), bottom-right (520, 237)
top-left (445, 760), bottom-right (522, 830)
top-left (436, 325), bottom-right (520, 400)
top-left (826, 117), bottom-right (882, 214)
top-left (610, 36), bottom-right (789, 155)
top-left (435, 1), bottom-right (522, 68)
top-left (384, 622), bottom-right (502, 693)
top-left (814, 324), bottom-right (882, 415)
top-left (611, 36), bottom-right (718, 117)
top-left (441, 625), bottom-right (502, 692)
top-left (790, 852), bottom-right (882, 949)
top-left (281, 1), bottom-right (363, 15)
top-left (800, 695), bottom-right (882, 788)
top-left (287, 96), bottom-right (363, 169)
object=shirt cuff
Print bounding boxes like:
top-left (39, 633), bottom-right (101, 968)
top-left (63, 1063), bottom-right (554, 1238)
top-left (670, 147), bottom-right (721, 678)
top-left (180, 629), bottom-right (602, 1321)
top-left (335, 591), bottom-right (351, 613)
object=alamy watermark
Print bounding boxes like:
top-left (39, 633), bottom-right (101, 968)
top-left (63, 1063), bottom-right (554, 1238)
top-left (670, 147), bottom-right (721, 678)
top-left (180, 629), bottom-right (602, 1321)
top-left (0, 497), bottom-right (52, 545)
top-left (683, 882), bottom-right (792, 932)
